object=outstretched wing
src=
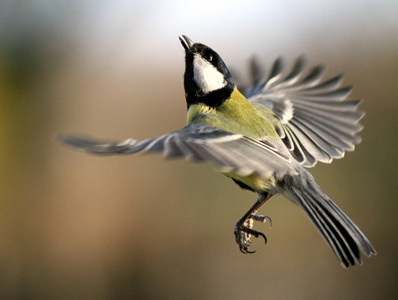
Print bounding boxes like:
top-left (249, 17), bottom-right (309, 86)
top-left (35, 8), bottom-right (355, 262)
top-left (234, 56), bottom-right (364, 168)
top-left (57, 123), bottom-right (297, 179)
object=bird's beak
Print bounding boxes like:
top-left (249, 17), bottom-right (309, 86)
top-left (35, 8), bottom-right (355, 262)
top-left (179, 35), bottom-right (194, 53)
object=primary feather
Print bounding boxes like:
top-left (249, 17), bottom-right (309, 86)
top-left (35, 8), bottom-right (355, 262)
top-left (57, 123), bottom-right (296, 179)
top-left (234, 56), bottom-right (364, 167)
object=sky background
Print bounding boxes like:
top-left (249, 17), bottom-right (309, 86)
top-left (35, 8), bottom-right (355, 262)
top-left (1, 1), bottom-right (397, 299)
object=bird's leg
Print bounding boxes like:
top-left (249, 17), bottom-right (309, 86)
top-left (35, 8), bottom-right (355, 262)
top-left (234, 192), bottom-right (273, 254)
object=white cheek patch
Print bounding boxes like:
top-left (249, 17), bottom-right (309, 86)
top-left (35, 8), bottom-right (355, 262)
top-left (193, 55), bottom-right (226, 94)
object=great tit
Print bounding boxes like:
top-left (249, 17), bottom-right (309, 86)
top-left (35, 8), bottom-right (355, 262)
top-left (58, 35), bottom-right (376, 268)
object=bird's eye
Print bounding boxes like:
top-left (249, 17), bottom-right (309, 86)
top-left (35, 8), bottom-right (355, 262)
top-left (204, 52), bottom-right (213, 62)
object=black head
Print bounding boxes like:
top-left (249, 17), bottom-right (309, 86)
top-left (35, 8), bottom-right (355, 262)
top-left (179, 35), bottom-right (235, 108)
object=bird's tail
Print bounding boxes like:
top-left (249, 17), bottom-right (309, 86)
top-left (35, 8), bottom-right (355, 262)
top-left (277, 167), bottom-right (376, 267)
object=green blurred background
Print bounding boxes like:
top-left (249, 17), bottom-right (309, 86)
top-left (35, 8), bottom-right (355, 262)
top-left (1, 0), bottom-right (397, 299)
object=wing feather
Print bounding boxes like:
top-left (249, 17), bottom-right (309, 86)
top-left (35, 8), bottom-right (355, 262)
top-left (234, 56), bottom-right (364, 167)
top-left (57, 123), bottom-right (297, 179)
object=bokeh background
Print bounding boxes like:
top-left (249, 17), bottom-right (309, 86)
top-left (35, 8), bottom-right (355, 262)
top-left (1, 0), bottom-right (397, 299)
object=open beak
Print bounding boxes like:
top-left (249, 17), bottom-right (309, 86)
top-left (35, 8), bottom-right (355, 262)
top-left (179, 35), bottom-right (194, 53)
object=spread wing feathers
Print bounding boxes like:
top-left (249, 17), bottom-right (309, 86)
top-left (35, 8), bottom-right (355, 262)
top-left (234, 56), bottom-right (364, 168)
top-left (57, 123), bottom-right (297, 179)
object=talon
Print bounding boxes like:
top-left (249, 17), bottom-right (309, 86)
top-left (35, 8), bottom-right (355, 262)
top-left (233, 193), bottom-right (273, 254)
top-left (234, 223), bottom-right (268, 254)
top-left (251, 215), bottom-right (273, 227)
top-left (243, 227), bottom-right (267, 245)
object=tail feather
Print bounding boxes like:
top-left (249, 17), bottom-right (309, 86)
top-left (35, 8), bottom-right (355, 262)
top-left (298, 189), bottom-right (360, 266)
top-left (278, 167), bottom-right (376, 267)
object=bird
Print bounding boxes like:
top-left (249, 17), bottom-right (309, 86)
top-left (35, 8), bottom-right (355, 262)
top-left (57, 35), bottom-right (376, 268)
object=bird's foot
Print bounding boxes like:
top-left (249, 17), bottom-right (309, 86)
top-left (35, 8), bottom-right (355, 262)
top-left (233, 214), bottom-right (272, 254)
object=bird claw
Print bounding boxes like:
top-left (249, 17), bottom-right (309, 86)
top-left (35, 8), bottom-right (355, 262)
top-left (234, 216), bottom-right (269, 254)
top-left (250, 215), bottom-right (273, 227)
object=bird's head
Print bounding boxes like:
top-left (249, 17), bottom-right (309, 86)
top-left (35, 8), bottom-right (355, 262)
top-left (179, 35), bottom-right (235, 108)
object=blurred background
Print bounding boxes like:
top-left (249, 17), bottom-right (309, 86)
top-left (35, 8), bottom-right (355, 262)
top-left (1, 0), bottom-right (397, 299)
